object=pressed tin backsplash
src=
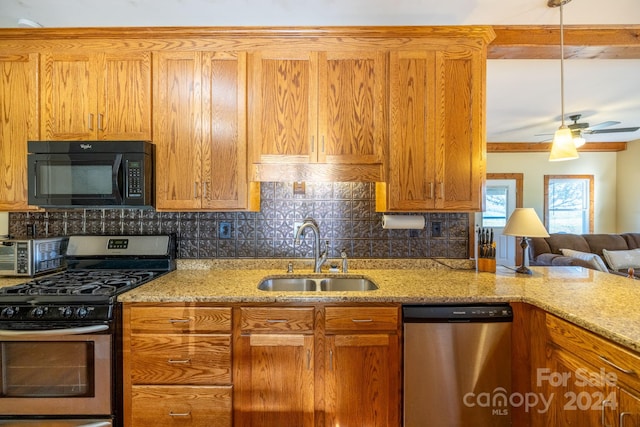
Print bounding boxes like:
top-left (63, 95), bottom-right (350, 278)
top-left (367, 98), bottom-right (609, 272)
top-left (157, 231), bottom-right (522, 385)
top-left (9, 182), bottom-right (469, 259)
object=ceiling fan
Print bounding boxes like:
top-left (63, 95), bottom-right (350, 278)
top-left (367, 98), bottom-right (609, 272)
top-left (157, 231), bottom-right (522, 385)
top-left (567, 114), bottom-right (640, 135)
top-left (537, 114), bottom-right (640, 141)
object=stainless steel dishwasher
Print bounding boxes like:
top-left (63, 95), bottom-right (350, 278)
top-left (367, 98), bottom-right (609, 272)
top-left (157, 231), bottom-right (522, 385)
top-left (403, 304), bottom-right (513, 427)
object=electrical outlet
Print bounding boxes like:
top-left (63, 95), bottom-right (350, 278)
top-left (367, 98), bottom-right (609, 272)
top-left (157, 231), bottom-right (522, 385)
top-left (219, 221), bottom-right (232, 239)
top-left (293, 221), bottom-right (304, 238)
top-left (431, 221), bottom-right (442, 237)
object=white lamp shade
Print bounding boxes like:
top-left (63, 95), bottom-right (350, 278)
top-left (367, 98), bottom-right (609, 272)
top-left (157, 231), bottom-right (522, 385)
top-left (549, 126), bottom-right (579, 161)
top-left (502, 208), bottom-right (550, 238)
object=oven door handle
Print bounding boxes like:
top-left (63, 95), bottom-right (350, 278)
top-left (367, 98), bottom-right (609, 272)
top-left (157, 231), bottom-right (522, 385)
top-left (79, 422), bottom-right (112, 427)
top-left (0, 324), bottom-right (109, 337)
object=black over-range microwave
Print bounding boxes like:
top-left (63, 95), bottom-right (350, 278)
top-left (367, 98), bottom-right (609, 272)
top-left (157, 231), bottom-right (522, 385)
top-left (27, 140), bottom-right (154, 208)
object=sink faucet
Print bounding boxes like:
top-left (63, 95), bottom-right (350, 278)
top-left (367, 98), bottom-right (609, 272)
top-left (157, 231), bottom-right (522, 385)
top-left (294, 217), bottom-right (328, 273)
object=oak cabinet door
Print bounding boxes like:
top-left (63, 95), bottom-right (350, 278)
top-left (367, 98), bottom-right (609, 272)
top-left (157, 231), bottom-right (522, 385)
top-left (434, 48), bottom-right (484, 211)
top-left (250, 50), bottom-right (317, 164)
top-left (235, 333), bottom-right (315, 427)
top-left (154, 51), bottom-right (203, 210)
top-left (380, 47), bottom-right (485, 212)
top-left (41, 52), bottom-right (151, 141)
top-left (318, 50), bottom-right (386, 166)
top-left (324, 333), bottom-right (400, 427)
top-left (41, 53), bottom-right (96, 140)
top-left (0, 53), bottom-right (39, 210)
top-left (155, 51), bottom-right (255, 211)
top-left (544, 347), bottom-right (616, 426)
top-left (385, 49), bottom-right (437, 211)
top-left (201, 51), bottom-right (250, 210)
top-left (100, 52), bottom-right (151, 140)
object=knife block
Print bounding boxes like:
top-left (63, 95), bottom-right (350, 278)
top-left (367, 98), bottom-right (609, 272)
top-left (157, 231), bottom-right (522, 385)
top-left (477, 257), bottom-right (496, 273)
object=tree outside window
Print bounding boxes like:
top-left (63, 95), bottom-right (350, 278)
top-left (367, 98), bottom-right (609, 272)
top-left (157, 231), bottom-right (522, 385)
top-left (544, 175), bottom-right (594, 234)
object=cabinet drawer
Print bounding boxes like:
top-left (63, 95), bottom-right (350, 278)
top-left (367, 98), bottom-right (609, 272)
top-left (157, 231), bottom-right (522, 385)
top-left (131, 385), bottom-right (232, 427)
top-left (130, 334), bottom-right (231, 384)
top-left (129, 306), bottom-right (231, 334)
top-left (325, 306), bottom-right (399, 332)
top-left (240, 307), bottom-right (314, 332)
top-left (546, 314), bottom-right (640, 391)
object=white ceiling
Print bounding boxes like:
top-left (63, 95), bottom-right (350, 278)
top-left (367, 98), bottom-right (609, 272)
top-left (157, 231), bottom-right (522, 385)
top-left (1, 0), bottom-right (639, 143)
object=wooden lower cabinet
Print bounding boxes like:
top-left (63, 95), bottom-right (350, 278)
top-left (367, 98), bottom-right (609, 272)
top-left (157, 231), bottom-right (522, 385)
top-left (523, 309), bottom-right (640, 427)
top-left (123, 304), bottom-right (233, 427)
top-left (124, 303), bottom-right (400, 427)
top-left (323, 306), bottom-right (400, 427)
top-left (233, 304), bottom-right (401, 427)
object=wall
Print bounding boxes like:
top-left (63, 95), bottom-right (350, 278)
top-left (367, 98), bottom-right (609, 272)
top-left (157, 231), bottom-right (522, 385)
top-left (487, 151), bottom-right (618, 233)
top-left (8, 182), bottom-right (470, 259)
top-left (0, 212), bottom-right (7, 236)
top-left (616, 141), bottom-right (640, 232)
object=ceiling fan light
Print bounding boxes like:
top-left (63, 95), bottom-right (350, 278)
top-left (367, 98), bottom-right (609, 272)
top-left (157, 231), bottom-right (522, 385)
top-left (549, 126), bottom-right (579, 161)
top-left (573, 135), bottom-right (586, 147)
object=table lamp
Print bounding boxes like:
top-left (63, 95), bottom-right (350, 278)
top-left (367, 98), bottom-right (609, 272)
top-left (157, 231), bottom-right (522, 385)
top-left (502, 208), bottom-right (550, 274)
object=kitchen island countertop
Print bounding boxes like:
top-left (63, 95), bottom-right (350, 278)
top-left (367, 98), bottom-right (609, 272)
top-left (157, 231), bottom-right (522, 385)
top-left (115, 259), bottom-right (640, 354)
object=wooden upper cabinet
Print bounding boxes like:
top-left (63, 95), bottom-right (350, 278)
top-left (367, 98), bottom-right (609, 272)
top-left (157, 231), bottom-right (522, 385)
top-left (249, 50), bottom-right (386, 181)
top-left (250, 50), bottom-right (317, 164)
top-left (377, 47), bottom-right (485, 211)
top-left (41, 51), bottom-right (151, 141)
top-left (0, 53), bottom-right (39, 211)
top-left (154, 51), bottom-right (256, 211)
top-left (318, 51), bottom-right (386, 165)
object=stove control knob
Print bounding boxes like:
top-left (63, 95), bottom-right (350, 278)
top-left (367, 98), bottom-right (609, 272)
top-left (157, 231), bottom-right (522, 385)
top-left (76, 307), bottom-right (89, 319)
top-left (1, 306), bottom-right (17, 319)
top-left (30, 307), bottom-right (47, 318)
top-left (61, 307), bottom-right (74, 318)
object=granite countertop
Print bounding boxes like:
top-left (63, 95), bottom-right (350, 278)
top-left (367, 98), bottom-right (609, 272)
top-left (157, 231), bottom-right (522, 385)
top-left (115, 258), bottom-right (640, 354)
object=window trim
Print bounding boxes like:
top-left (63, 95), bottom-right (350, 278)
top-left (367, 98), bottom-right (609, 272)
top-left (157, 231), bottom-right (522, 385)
top-left (543, 174), bottom-right (594, 234)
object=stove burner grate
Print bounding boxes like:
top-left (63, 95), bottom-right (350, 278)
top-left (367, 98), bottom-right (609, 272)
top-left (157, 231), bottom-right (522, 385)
top-left (0, 270), bottom-right (158, 297)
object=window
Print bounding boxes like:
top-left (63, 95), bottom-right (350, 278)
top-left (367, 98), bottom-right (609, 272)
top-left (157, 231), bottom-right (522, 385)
top-left (544, 175), bottom-right (594, 234)
top-left (482, 186), bottom-right (509, 227)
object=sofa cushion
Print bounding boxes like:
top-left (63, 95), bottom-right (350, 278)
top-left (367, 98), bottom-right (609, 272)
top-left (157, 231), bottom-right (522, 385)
top-left (602, 248), bottom-right (640, 270)
top-left (583, 234), bottom-right (629, 257)
top-left (622, 233), bottom-right (640, 249)
top-left (546, 234), bottom-right (590, 254)
top-left (560, 249), bottom-right (609, 272)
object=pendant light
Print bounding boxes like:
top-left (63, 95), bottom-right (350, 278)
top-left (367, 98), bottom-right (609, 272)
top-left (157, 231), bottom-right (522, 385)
top-left (548, 0), bottom-right (579, 161)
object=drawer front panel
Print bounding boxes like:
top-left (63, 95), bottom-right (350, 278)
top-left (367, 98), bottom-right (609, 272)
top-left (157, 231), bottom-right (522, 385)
top-left (240, 307), bottom-right (314, 332)
top-left (131, 385), bottom-right (232, 427)
top-left (325, 306), bottom-right (399, 332)
top-left (129, 307), bottom-right (232, 334)
top-left (546, 314), bottom-right (640, 391)
top-left (130, 334), bottom-right (231, 384)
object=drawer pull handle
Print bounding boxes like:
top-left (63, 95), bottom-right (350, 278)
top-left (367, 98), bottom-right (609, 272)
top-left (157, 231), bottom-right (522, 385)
top-left (169, 411), bottom-right (191, 417)
top-left (168, 359), bottom-right (191, 364)
top-left (169, 319), bottom-right (191, 324)
top-left (266, 319), bottom-right (288, 323)
top-left (620, 412), bottom-right (633, 426)
top-left (599, 355), bottom-right (637, 375)
top-left (352, 319), bottom-right (373, 323)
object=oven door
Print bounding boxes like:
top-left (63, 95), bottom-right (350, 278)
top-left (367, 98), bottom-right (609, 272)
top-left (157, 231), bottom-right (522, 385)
top-left (0, 420), bottom-right (111, 426)
top-left (0, 325), bottom-right (111, 417)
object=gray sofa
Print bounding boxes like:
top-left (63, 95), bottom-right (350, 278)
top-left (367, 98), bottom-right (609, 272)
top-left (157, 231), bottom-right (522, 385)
top-left (528, 233), bottom-right (640, 277)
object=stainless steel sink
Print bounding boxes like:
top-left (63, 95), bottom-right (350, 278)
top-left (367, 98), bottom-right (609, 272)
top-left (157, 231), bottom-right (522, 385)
top-left (257, 278), bottom-right (317, 291)
top-left (320, 277), bottom-right (378, 291)
top-left (257, 276), bottom-right (378, 292)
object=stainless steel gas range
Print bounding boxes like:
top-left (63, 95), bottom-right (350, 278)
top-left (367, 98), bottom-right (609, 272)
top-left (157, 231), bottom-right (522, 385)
top-left (0, 235), bottom-right (176, 427)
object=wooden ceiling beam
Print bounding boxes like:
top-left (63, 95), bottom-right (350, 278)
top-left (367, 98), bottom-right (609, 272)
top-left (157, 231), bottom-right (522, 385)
top-left (490, 25), bottom-right (640, 59)
top-left (487, 142), bottom-right (628, 153)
